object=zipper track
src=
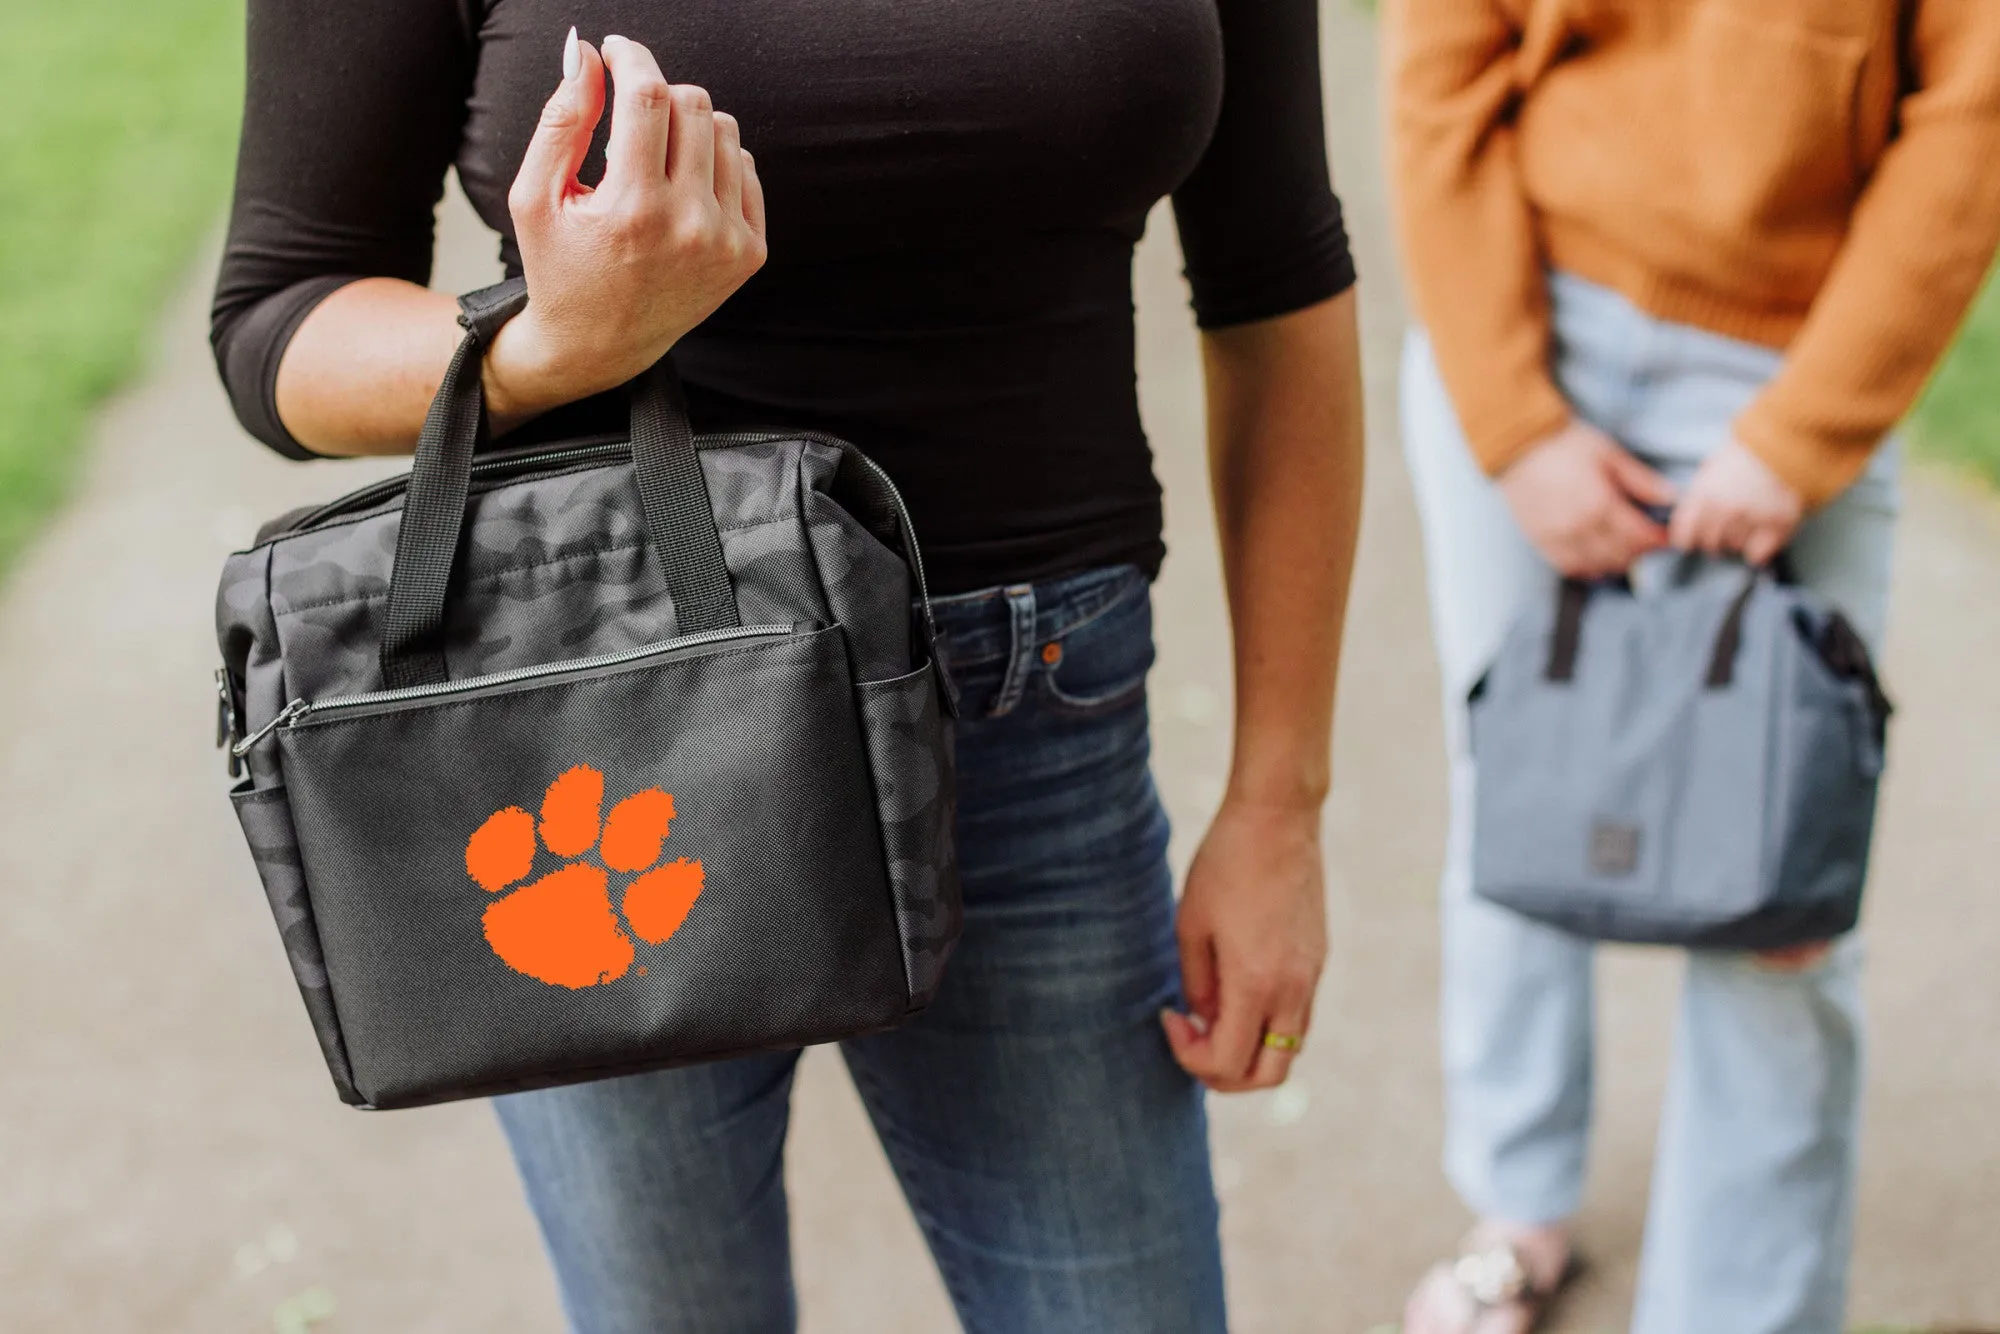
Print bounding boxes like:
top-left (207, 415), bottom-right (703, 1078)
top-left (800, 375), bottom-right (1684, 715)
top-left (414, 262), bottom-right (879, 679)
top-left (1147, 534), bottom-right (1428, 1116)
top-left (230, 623), bottom-right (793, 757)
top-left (274, 430), bottom-right (933, 622)
top-left (286, 434), bottom-right (629, 531)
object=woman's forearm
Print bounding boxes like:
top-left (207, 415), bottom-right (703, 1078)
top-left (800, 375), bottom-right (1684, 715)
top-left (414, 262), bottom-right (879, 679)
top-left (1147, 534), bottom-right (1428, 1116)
top-left (274, 278), bottom-right (465, 455)
top-left (271, 275), bottom-right (598, 455)
top-left (1199, 290), bottom-right (1365, 811)
top-left (270, 34), bottom-right (770, 459)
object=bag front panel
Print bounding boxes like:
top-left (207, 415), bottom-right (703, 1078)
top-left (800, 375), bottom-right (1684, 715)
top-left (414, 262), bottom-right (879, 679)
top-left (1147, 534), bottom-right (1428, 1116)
top-left (275, 626), bottom-right (905, 1108)
top-left (1657, 581), bottom-right (1780, 923)
top-left (1471, 581), bottom-right (1773, 939)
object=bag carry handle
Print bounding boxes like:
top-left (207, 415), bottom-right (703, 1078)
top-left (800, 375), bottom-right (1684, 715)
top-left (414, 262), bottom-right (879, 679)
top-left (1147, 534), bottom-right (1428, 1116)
top-left (1544, 561), bottom-right (1782, 690)
top-left (379, 278), bottom-right (740, 689)
top-left (1702, 566), bottom-right (1763, 689)
top-left (1544, 575), bottom-right (1628, 683)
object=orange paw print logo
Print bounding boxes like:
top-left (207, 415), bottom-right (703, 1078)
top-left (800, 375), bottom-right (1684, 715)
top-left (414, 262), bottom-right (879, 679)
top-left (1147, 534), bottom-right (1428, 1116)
top-left (465, 766), bottom-right (704, 989)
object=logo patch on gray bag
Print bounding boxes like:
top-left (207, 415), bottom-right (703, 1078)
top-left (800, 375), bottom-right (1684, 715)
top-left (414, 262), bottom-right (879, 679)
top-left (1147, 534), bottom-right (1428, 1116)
top-left (1589, 821), bottom-right (1641, 877)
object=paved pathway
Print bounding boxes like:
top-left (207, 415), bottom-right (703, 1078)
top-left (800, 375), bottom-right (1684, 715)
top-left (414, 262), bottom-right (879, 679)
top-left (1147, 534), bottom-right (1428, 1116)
top-left (4, 6), bottom-right (1997, 1330)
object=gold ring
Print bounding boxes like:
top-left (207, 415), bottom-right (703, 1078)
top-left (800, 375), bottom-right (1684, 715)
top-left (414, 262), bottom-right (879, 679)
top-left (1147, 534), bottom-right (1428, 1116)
top-left (1262, 1032), bottom-right (1303, 1052)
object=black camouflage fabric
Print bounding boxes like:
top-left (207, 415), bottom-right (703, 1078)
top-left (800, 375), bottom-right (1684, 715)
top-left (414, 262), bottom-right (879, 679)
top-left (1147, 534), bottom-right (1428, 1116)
top-left (218, 432), bottom-right (961, 1101)
top-left (229, 783), bottom-right (361, 1103)
top-left (856, 663), bottom-right (961, 1007)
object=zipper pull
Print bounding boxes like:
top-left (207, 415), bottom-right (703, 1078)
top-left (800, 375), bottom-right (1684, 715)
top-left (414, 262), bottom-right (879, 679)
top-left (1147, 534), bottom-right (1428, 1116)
top-left (214, 669), bottom-right (233, 749)
top-left (215, 668), bottom-right (244, 778)
top-left (231, 698), bottom-right (309, 761)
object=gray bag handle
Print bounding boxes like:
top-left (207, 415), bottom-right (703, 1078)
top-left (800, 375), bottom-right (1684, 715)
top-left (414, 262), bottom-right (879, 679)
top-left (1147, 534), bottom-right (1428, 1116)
top-left (1544, 576), bottom-right (1627, 683)
top-left (1702, 569), bottom-right (1764, 689)
top-left (1543, 562), bottom-right (1778, 690)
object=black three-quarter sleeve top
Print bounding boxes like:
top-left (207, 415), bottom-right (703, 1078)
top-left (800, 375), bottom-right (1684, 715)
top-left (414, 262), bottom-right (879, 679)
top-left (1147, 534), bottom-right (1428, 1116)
top-left (211, 0), bottom-right (1355, 593)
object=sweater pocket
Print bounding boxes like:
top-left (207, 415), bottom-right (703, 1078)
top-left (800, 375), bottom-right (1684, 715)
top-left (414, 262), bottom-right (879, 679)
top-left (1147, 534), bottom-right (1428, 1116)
top-left (1688, 7), bottom-right (1865, 251)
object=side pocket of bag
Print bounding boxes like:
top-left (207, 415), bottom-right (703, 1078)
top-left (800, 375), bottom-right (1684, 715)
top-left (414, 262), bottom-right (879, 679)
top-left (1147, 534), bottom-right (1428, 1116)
top-left (854, 661), bottom-right (963, 1012)
top-left (1769, 621), bottom-right (1880, 931)
top-left (230, 783), bottom-right (364, 1105)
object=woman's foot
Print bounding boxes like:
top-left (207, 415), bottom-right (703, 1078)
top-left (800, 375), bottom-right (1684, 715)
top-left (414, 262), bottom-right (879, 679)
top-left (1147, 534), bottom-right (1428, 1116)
top-left (1401, 1221), bottom-right (1573, 1334)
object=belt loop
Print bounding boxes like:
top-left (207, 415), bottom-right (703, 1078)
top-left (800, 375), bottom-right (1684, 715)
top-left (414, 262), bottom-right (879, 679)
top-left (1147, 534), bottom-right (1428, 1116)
top-left (987, 584), bottom-right (1038, 717)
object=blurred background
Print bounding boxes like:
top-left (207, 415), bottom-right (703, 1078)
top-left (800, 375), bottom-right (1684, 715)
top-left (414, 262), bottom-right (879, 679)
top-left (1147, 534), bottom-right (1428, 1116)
top-left (1, 3), bottom-right (1995, 1331)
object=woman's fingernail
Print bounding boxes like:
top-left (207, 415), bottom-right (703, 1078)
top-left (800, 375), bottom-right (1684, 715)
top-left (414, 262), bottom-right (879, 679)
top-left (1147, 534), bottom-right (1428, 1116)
top-left (603, 33), bottom-right (626, 48)
top-left (562, 25), bottom-right (580, 80)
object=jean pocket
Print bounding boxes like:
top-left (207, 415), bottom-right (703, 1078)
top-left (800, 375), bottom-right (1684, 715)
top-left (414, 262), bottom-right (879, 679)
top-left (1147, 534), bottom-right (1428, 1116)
top-left (1042, 575), bottom-right (1155, 717)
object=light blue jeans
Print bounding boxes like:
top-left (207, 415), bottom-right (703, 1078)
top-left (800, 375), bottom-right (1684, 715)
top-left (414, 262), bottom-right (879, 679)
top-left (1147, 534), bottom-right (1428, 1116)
top-left (1401, 272), bottom-right (1901, 1334)
top-left (492, 566), bottom-right (1227, 1334)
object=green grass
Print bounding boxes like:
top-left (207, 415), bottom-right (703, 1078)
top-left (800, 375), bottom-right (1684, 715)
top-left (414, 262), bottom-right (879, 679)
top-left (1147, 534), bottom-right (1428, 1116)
top-left (1911, 262), bottom-right (2000, 489)
top-left (0, 2), bottom-right (245, 577)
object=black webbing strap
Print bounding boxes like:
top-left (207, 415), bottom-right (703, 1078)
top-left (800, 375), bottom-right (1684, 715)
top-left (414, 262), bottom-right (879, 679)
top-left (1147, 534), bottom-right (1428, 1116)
top-left (631, 363), bottom-right (740, 634)
top-left (378, 325), bottom-right (492, 690)
top-left (378, 277), bottom-right (738, 687)
top-left (1545, 579), bottom-right (1593, 683)
top-left (458, 275), bottom-right (531, 344)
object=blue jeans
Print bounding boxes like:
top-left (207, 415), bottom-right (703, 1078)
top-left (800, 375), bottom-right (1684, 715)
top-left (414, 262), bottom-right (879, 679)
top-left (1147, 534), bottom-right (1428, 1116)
top-left (1401, 273), bottom-right (1900, 1334)
top-left (494, 565), bottom-right (1227, 1334)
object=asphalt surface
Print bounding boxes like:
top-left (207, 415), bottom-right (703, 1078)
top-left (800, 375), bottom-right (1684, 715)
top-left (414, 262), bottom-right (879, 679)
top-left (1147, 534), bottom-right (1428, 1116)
top-left (3, 5), bottom-right (1996, 1330)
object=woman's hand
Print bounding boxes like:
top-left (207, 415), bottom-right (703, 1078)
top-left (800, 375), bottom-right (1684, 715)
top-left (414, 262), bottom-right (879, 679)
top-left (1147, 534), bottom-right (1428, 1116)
top-left (1498, 420), bottom-right (1676, 578)
top-left (1172, 294), bottom-right (1360, 1094)
top-left (1162, 800), bottom-right (1327, 1092)
top-left (484, 32), bottom-right (768, 431)
top-left (1668, 438), bottom-right (1804, 567)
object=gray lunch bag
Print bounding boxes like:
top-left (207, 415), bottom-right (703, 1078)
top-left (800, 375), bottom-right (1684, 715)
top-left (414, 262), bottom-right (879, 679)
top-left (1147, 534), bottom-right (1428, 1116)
top-left (1469, 561), bottom-right (1892, 949)
top-left (215, 280), bottom-right (961, 1109)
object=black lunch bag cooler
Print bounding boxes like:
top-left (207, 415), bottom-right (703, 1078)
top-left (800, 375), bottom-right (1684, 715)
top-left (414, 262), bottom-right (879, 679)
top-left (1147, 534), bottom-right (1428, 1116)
top-left (216, 281), bottom-right (962, 1109)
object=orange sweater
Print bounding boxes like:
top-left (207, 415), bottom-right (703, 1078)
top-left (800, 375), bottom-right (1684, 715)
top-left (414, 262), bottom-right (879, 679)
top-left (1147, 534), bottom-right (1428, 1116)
top-left (1386, 0), bottom-right (2000, 506)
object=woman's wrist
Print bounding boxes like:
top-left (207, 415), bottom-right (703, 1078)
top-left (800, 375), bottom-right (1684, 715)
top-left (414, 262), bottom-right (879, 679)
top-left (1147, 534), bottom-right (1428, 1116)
top-left (1223, 716), bottom-right (1332, 815)
top-left (481, 309), bottom-right (602, 436)
top-left (1221, 767), bottom-right (1329, 819)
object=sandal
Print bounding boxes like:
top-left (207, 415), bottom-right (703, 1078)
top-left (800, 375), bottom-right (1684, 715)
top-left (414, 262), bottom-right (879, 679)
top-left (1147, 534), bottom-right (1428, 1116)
top-left (1403, 1233), bottom-right (1586, 1334)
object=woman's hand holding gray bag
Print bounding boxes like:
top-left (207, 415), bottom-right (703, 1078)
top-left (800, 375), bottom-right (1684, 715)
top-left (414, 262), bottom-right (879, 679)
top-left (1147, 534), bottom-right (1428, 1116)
top-left (215, 279), bottom-right (962, 1110)
top-left (1469, 557), bottom-right (1891, 950)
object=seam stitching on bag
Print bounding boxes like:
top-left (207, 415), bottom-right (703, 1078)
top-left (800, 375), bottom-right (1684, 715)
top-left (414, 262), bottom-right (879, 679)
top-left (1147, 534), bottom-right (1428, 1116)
top-left (267, 488), bottom-right (798, 554)
top-left (273, 513), bottom-right (808, 617)
top-left (273, 542), bottom-right (653, 615)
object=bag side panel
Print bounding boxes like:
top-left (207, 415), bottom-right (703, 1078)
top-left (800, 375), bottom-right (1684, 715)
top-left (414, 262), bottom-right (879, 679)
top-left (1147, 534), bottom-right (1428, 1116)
top-left (804, 444), bottom-right (913, 682)
top-left (217, 544), bottom-right (292, 788)
top-left (230, 783), bottom-right (363, 1104)
top-left (1665, 580), bottom-right (1779, 923)
top-left (854, 662), bottom-right (962, 1010)
top-left (1768, 597), bottom-right (1878, 936)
